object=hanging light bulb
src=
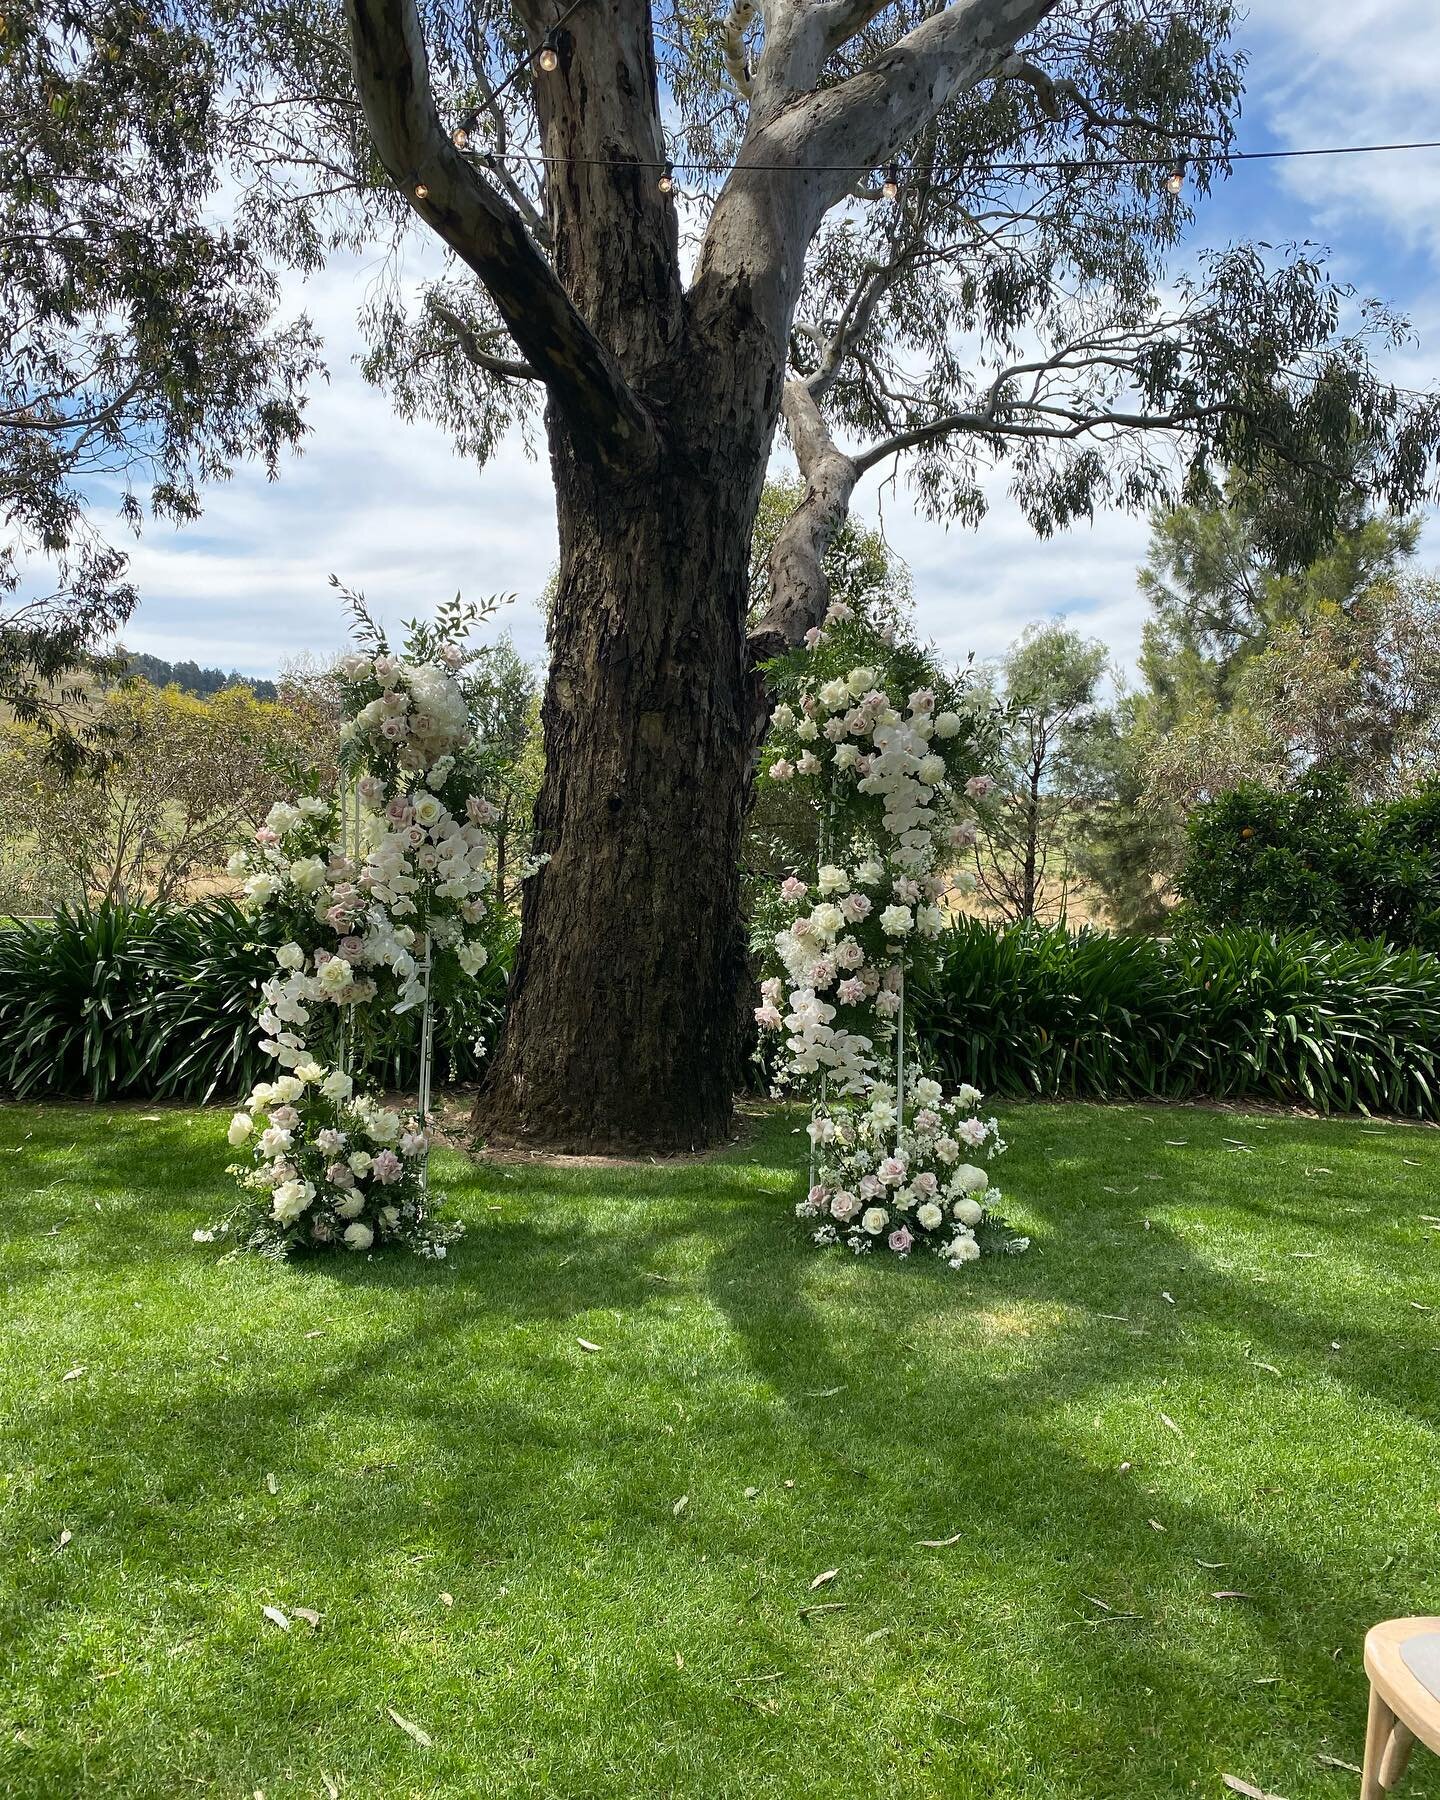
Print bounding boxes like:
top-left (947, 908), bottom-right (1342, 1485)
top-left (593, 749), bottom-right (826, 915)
top-left (1164, 162), bottom-right (1185, 196)
top-left (537, 32), bottom-right (559, 72)
top-left (882, 164), bottom-right (900, 201)
top-left (451, 111), bottom-right (477, 150)
top-left (657, 160), bottom-right (675, 195)
top-left (414, 182), bottom-right (430, 200)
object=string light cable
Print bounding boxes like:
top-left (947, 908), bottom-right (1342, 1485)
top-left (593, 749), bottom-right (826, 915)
top-left (446, 134), bottom-right (1440, 189)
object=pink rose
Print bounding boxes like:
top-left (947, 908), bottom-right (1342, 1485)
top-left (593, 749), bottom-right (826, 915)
top-left (372, 1149), bottom-right (403, 1185)
top-left (467, 795), bottom-right (500, 826)
top-left (965, 774), bottom-right (993, 800)
top-left (339, 935), bottom-right (363, 960)
top-left (780, 876), bottom-right (808, 904)
top-left (840, 892), bottom-right (871, 922)
top-left (836, 978), bottom-right (865, 1005)
top-left (878, 1157), bottom-right (907, 1186)
top-left (754, 1003), bottom-right (783, 1030)
top-left (380, 716), bottom-right (407, 741)
top-left (386, 799), bottom-right (412, 825)
top-left (327, 1162), bottom-right (356, 1189)
top-left (888, 1225), bottom-right (913, 1255)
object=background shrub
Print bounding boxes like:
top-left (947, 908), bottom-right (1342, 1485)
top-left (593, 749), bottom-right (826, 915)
top-left (1176, 773), bottom-right (1440, 950)
top-left (0, 899), bottom-right (515, 1103)
top-left (912, 917), bottom-right (1440, 1117)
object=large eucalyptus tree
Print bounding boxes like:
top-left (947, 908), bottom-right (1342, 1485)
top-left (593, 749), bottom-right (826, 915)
top-left (11, 0), bottom-right (1440, 1146)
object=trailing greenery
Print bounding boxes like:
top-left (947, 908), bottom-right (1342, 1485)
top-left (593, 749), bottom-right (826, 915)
top-left (0, 899), bottom-right (514, 1103)
top-left (1176, 774), bottom-right (1440, 950)
top-left (913, 917), bottom-right (1440, 1117)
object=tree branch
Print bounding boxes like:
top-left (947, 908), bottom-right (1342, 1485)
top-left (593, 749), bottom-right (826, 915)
top-left (427, 298), bottom-right (539, 383)
top-left (748, 381), bottom-right (861, 663)
top-left (342, 0), bottom-right (656, 476)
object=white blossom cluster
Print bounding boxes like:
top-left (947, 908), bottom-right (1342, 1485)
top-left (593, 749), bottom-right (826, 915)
top-left (757, 668), bottom-right (983, 1096)
top-left (211, 1060), bottom-right (457, 1257)
top-left (214, 640), bottom-right (500, 1257)
top-left (797, 1077), bottom-right (1024, 1268)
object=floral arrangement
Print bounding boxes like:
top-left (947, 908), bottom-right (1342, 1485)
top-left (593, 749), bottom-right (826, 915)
top-left (752, 593), bottom-right (1025, 1269)
top-left (200, 1061), bottom-right (461, 1257)
top-left (798, 1076), bottom-right (1028, 1265)
top-left (202, 592), bottom-right (507, 1258)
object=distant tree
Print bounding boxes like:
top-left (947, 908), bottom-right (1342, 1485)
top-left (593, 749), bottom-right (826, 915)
top-left (2, 2), bottom-right (319, 762)
top-left (467, 632), bottom-right (542, 906)
top-left (971, 621), bottom-right (1110, 921)
top-left (0, 682), bottom-right (335, 906)
top-left (1083, 485), bottom-right (1427, 928)
top-left (120, 650), bottom-right (279, 701)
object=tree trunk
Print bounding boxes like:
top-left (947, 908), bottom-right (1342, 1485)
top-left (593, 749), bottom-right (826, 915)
top-left (473, 411), bottom-right (767, 1152)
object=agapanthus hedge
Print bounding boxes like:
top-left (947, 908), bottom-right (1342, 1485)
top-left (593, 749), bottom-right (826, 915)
top-left (0, 897), bottom-right (513, 1104)
top-left (912, 918), bottom-right (1440, 1118)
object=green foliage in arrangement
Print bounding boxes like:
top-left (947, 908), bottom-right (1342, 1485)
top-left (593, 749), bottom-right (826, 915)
top-left (913, 918), bottom-right (1440, 1117)
top-left (0, 900), bottom-right (514, 1104)
top-left (1177, 775), bottom-right (1440, 951)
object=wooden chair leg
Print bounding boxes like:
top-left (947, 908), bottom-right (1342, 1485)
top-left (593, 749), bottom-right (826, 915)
top-left (1363, 1685), bottom-right (1396, 1800)
top-left (1380, 1719), bottom-right (1417, 1791)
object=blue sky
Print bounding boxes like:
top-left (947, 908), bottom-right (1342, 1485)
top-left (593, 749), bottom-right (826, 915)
top-left (111, 0), bottom-right (1440, 682)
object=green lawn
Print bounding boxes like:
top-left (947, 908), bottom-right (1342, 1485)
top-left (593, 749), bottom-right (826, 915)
top-left (2, 1100), bottom-right (1439, 1799)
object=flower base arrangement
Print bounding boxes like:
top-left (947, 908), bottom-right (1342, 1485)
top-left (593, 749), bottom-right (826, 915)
top-left (200, 1061), bottom-right (460, 1258)
top-left (799, 1077), bottom-right (1029, 1266)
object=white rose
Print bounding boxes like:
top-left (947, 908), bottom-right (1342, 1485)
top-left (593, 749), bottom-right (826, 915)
top-left (227, 1112), bottom-right (254, 1146)
top-left (833, 743), bottom-right (860, 770)
top-left (916, 1201), bottom-right (943, 1230)
top-left (368, 1110), bottom-right (401, 1144)
top-left (287, 856), bottom-right (328, 894)
top-left (343, 1222), bottom-right (374, 1251)
top-left (293, 1059), bottom-right (325, 1084)
top-left (276, 942), bottom-right (305, 971)
top-left (816, 864), bottom-right (850, 896)
top-left (380, 1204), bottom-right (400, 1228)
top-left (317, 957), bottom-right (353, 996)
top-left (413, 794), bottom-right (443, 828)
top-left (933, 710), bottom-right (962, 738)
top-left (320, 1070), bottom-right (353, 1102)
top-left (271, 1179), bottom-right (313, 1224)
top-left (846, 666), bottom-right (875, 695)
top-left (879, 904), bottom-right (913, 938)
top-left (273, 1075), bottom-right (304, 1104)
top-left (348, 1151), bottom-right (373, 1177)
top-left (952, 1197), bottom-right (984, 1227)
top-left (953, 1164), bottom-right (990, 1194)
top-left (334, 1192), bottom-right (365, 1220)
top-left (948, 1235), bottom-right (981, 1265)
top-left (244, 873), bottom-right (278, 907)
top-left (860, 1206), bottom-right (889, 1236)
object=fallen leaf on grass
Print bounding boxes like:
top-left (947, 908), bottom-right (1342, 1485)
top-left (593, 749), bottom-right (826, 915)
top-left (672, 1495), bottom-right (689, 1518)
top-left (1409, 1302), bottom-right (1433, 1313)
top-left (304, 1329), bottom-right (325, 1339)
top-left (918, 1532), bottom-right (963, 1548)
top-left (261, 1606), bottom-right (290, 1631)
top-left (439, 1593), bottom-right (454, 1607)
top-left (862, 1627), bottom-right (892, 1644)
top-left (802, 1387), bottom-right (846, 1398)
top-left (1221, 1776), bottom-right (1287, 1800)
top-left (743, 1486), bottom-right (759, 1499)
top-left (1160, 1412), bottom-right (1184, 1437)
top-left (1148, 1519), bottom-right (1167, 1533)
top-left (321, 1777), bottom-right (340, 1799)
top-left (1314, 1754), bottom-right (1361, 1773)
top-left (62, 1367), bottom-right (87, 1382)
top-left (1211, 1590), bottom-right (1251, 1601)
top-left (265, 1473), bottom-right (279, 1495)
top-left (1305, 1167), bottom-right (1335, 1178)
top-left (1195, 1560), bottom-right (1229, 1570)
top-left (292, 1607), bottom-right (320, 1630)
top-left (809, 1568), bottom-right (839, 1590)
top-left (674, 1650), bottom-right (684, 1669)
top-left (1161, 1292), bottom-right (1175, 1305)
top-left (576, 1338), bottom-right (602, 1353)
top-left (735, 1671), bottom-right (784, 1684)
top-left (1082, 1595), bottom-right (1111, 1612)
top-left (1164, 1140), bottom-right (1188, 1147)
top-left (57, 1529), bottom-right (72, 1549)
top-left (1247, 1360), bottom-right (1282, 1377)
top-left (386, 1708), bottom-right (432, 1747)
